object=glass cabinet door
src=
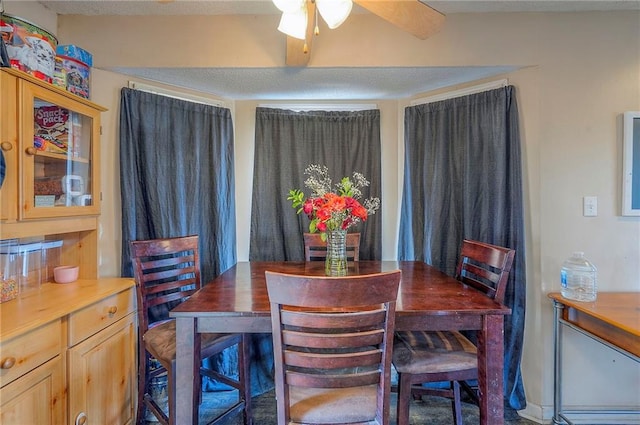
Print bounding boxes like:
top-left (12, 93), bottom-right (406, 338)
top-left (20, 81), bottom-right (101, 219)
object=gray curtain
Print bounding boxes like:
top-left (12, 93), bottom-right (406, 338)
top-left (119, 88), bottom-right (266, 394)
top-left (119, 88), bottom-right (236, 282)
top-left (250, 107), bottom-right (382, 260)
top-left (398, 86), bottom-right (527, 411)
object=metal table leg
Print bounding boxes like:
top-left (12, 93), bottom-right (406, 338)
top-left (552, 300), bottom-right (572, 425)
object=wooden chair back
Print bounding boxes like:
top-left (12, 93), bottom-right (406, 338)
top-left (265, 269), bottom-right (401, 425)
top-left (303, 232), bottom-right (361, 261)
top-left (455, 239), bottom-right (515, 304)
top-left (131, 235), bottom-right (201, 333)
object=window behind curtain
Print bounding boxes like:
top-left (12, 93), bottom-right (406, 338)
top-left (250, 107), bottom-right (382, 261)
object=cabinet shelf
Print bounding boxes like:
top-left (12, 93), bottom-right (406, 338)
top-left (35, 151), bottom-right (90, 164)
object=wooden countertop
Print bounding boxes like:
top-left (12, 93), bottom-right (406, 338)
top-left (0, 278), bottom-right (135, 342)
top-left (548, 292), bottom-right (640, 357)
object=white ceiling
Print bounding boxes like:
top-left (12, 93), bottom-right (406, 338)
top-left (35, 0), bottom-right (640, 100)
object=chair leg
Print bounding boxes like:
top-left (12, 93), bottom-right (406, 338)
top-left (137, 356), bottom-right (148, 425)
top-left (396, 373), bottom-right (412, 425)
top-left (239, 334), bottom-right (253, 425)
top-left (451, 380), bottom-right (463, 425)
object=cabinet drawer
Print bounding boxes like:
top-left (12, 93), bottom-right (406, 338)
top-left (0, 320), bottom-right (61, 388)
top-left (68, 288), bottom-right (136, 346)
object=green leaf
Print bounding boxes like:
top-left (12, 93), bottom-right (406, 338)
top-left (287, 189), bottom-right (305, 210)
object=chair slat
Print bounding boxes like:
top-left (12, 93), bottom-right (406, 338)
top-left (144, 278), bottom-right (196, 295)
top-left (283, 329), bottom-right (384, 349)
top-left (281, 309), bottom-right (386, 328)
top-left (284, 349), bottom-right (382, 369)
top-left (141, 267), bottom-right (197, 283)
top-left (286, 370), bottom-right (381, 388)
top-left (140, 254), bottom-right (195, 271)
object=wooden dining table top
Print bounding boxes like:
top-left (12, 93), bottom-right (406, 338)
top-left (170, 261), bottom-right (512, 322)
top-left (170, 260), bottom-right (512, 425)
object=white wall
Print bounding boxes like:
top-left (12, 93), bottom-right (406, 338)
top-left (5, 3), bottom-right (639, 423)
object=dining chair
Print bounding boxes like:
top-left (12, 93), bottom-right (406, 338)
top-left (392, 239), bottom-right (515, 425)
top-left (303, 232), bottom-right (361, 261)
top-left (265, 269), bottom-right (402, 425)
top-left (131, 235), bottom-right (251, 425)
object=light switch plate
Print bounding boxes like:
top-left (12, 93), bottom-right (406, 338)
top-left (583, 196), bottom-right (597, 217)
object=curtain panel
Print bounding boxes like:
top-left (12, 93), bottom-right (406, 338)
top-left (119, 88), bottom-right (236, 283)
top-left (398, 86), bottom-right (527, 410)
top-left (118, 88), bottom-right (275, 394)
top-left (250, 107), bottom-right (382, 261)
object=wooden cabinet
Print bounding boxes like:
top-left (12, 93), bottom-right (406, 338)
top-left (0, 68), bottom-right (104, 221)
top-left (0, 69), bottom-right (136, 425)
top-left (0, 279), bottom-right (136, 425)
top-left (0, 68), bottom-right (106, 279)
top-left (0, 320), bottom-right (64, 424)
top-left (0, 357), bottom-right (64, 424)
top-left (67, 288), bottom-right (136, 425)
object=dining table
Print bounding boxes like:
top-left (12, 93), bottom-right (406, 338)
top-left (170, 261), bottom-right (512, 425)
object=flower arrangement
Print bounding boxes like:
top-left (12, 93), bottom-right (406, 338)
top-left (288, 164), bottom-right (380, 237)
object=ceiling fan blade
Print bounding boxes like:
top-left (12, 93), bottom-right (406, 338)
top-left (353, 0), bottom-right (445, 39)
top-left (286, 0), bottom-right (316, 66)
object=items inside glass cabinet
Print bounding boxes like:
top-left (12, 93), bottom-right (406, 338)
top-left (32, 98), bottom-right (93, 208)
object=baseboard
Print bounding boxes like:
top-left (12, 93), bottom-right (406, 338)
top-left (518, 402), bottom-right (548, 424)
top-left (519, 402), bottom-right (640, 424)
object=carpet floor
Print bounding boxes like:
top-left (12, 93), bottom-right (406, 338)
top-left (192, 389), bottom-right (540, 425)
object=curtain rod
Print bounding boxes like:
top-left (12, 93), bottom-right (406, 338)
top-left (410, 79), bottom-right (508, 106)
top-left (128, 81), bottom-right (226, 108)
top-left (258, 103), bottom-right (378, 112)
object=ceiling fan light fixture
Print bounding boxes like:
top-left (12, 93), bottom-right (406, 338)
top-left (316, 0), bottom-right (353, 29)
top-left (277, 6), bottom-right (308, 40)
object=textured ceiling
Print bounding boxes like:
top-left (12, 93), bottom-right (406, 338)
top-left (35, 0), bottom-right (639, 100)
top-left (37, 1), bottom-right (640, 16)
top-left (109, 66), bottom-right (521, 100)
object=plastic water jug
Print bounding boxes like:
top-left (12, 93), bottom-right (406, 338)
top-left (560, 252), bottom-right (597, 302)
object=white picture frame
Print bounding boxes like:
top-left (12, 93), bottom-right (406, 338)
top-left (622, 111), bottom-right (640, 216)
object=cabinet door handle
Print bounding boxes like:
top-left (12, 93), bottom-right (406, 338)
top-left (0, 141), bottom-right (12, 151)
top-left (75, 412), bottom-right (88, 425)
top-left (1, 357), bottom-right (16, 369)
top-left (25, 146), bottom-right (37, 156)
top-left (108, 306), bottom-right (118, 316)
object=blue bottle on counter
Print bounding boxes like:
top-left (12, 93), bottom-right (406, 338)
top-left (560, 252), bottom-right (597, 302)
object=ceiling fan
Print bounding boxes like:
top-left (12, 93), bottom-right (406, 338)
top-left (273, 0), bottom-right (445, 66)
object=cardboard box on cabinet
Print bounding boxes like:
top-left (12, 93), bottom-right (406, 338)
top-left (56, 44), bottom-right (93, 67)
top-left (53, 55), bottom-right (90, 99)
